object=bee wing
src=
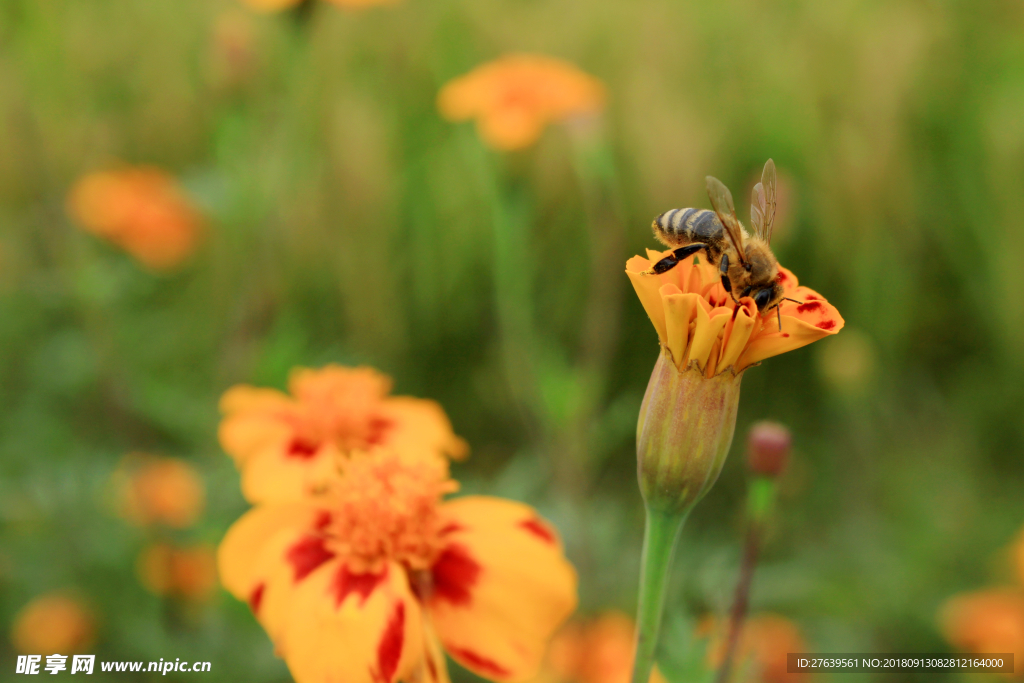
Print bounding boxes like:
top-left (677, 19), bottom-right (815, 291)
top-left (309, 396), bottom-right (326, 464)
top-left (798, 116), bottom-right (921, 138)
top-left (751, 182), bottom-right (766, 240)
top-left (706, 175), bottom-right (748, 265)
top-left (760, 159), bottom-right (778, 244)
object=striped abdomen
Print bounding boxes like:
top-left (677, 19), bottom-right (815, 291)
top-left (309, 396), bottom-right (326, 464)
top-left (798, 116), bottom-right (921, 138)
top-left (652, 208), bottom-right (725, 250)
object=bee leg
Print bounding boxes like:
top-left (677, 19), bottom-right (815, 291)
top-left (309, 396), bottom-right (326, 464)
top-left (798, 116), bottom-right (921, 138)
top-left (776, 304), bottom-right (782, 330)
top-left (719, 253), bottom-right (738, 302)
top-left (647, 254), bottom-right (678, 274)
top-left (645, 243), bottom-right (707, 274)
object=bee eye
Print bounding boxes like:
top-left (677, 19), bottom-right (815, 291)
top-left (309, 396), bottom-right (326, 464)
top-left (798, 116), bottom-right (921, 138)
top-left (754, 288), bottom-right (772, 310)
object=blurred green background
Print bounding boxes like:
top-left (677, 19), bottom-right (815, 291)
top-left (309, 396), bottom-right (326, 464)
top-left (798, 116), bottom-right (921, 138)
top-left (2, 0), bottom-right (1023, 681)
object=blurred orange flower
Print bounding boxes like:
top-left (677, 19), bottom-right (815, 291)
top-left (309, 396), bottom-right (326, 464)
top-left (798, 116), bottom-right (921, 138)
top-left (238, 0), bottom-right (398, 12)
top-left (438, 54), bottom-right (606, 151)
top-left (138, 543), bottom-right (219, 602)
top-left (11, 594), bottom-right (95, 654)
top-left (702, 613), bottom-right (808, 683)
top-left (114, 455), bottom-right (205, 529)
top-left (219, 364), bottom-right (467, 503)
top-left (67, 167), bottom-right (203, 270)
top-left (940, 588), bottom-right (1024, 677)
top-left (532, 611), bottom-right (665, 683)
top-left (627, 253), bottom-right (843, 377)
top-left (219, 450), bottom-right (577, 683)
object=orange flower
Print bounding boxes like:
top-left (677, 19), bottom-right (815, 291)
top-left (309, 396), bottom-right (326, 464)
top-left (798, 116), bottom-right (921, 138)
top-left (940, 588), bottom-right (1024, 676)
top-left (438, 54), bottom-right (606, 151)
top-left (533, 611), bottom-right (665, 683)
top-left (627, 252), bottom-right (843, 378)
top-left (138, 543), bottom-right (219, 601)
top-left (113, 455), bottom-right (205, 529)
top-left (219, 364), bottom-right (468, 503)
top-left (702, 613), bottom-right (808, 683)
top-left (11, 594), bottom-right (95, 654)
top-left (218, 450), bottom-right (577, 683)
top-left (67, 167), bottom-right (203, 270)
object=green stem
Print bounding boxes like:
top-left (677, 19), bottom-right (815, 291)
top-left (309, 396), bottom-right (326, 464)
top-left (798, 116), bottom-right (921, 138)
top-left (631, 506), bottom-right (688, 683)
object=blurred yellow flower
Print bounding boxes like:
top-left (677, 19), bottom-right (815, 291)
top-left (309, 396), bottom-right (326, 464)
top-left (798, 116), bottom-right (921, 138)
top-left (219, 450), bottom-right (577, 683)
top-left (438, 54), bottom-right (606, 151)
top-left (939, 588), bottom-right (1024, 677)
top-left (114, 454), bottom-right (205, 529)
top-left (67, 167), bottom-right (203, 271)
top-left (219, 364), bottom-right (467, 503)
top-left (138, 543), bottom-right (219, 602)
top-left (531, 611), bottom-right (665, 683)
top-left (11, 594), bottom-right (95, 655)
top-left (701, 613), bottom-right (809, 683)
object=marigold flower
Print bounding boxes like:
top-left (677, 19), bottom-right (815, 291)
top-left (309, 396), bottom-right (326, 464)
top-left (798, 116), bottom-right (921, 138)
top-left (627, 252), bottom-right (842, 514)
top-left (940, 588), bottom-right (1024, 676)
top-left (219, 364), bottom-right (468, 503)
top-left (535, 611), bottom-right (665, 683)
top-left (113, 454), bottom-right (205, 529)
top-left (438, 54), bottom-right (606, 151)
top-left (67, 167), bottom-right (203, 270)
top-left (701, 613), bottom-right (808, 683)
top-left (138, 543), bottom-right (219, 601)
top-left (218, 450), bottom-right (577, 683)
top-left (11, 594), bottom-right (95, 655)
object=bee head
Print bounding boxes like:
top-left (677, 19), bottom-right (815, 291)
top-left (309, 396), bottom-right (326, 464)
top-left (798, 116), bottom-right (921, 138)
top-left (753, 281), bottom-right (784, 312)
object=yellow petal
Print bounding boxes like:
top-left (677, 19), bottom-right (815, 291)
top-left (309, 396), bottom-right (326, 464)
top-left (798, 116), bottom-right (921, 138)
top-left (378, 397), bottom-right (469, 462)
top-left (626, 267), bottom-right (668, 343)
top-left (217, 503), bottom-right (325, 638)
top-left (736, 290), bottom-right (845, 371)
top-left (239, 442), bottom-right (343, 504)
top-left (280, 559), bottom-right (424, 683)
top-left (429, 496), bottom-right (578, 682)
top-left (716, 299), bottom-right (758, 372)
top-left (218, 386), bottom-right (295, 464)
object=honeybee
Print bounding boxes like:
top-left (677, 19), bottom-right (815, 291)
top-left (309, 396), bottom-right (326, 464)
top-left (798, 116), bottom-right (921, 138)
top-left (646, 159), bottom-right (797, 327)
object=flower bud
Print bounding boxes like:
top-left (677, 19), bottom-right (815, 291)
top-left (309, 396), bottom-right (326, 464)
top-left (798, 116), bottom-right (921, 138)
top-left (746, 421), bottom-right (791, 478)
top-left (636, 350), bottom-right (742, 516)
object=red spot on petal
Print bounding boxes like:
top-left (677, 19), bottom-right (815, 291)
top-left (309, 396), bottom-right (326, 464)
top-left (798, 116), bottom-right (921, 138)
top-left (782, 333), bottom-right (790, 338)
top-left (439, 521), bottom-right (465, 536)
top-left (314, 510), bottom-right (332, 530)
top-left (248, 583), bottom-right (265, 614)
top-left (431, 544), bottom-right (480, 606)
top-left (816, 319), bottom-right (837, 331)
top-left (445, 646), bottom-right (511, 677)
top-left (333, 564), bottom-right (387, 607)
top-left (776, 271), bottom-right (789, 283)
top-left (287, 438), bottom-right (320, 459)
top-left (286, 536), bottom-right (334, 582)
top-left (796, 301), bottom-right (823, 313)
top-left (805, 293), bottom-right (821, 300)
top-left (365, 416), bottom-right (395, 446)
top-left (519, 518), bottom-right (556, 545)
top-left (376, 602), bottom-right (405, 683)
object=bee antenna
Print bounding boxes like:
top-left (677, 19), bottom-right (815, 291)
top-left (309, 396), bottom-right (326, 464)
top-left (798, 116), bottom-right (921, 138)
top-left (776, 304), bottom-right (782, 330)
top-left (782, 297), bottom-right (804, 305)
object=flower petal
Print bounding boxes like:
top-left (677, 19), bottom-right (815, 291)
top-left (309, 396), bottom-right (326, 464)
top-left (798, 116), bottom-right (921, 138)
top-left (218, 386), bottom-right (295, 465)
top-left (239, 441), bottom-right (342, 503)
top-left (378, 397), bottom-right (469, 462)
top-left (217, 503), bottom-right (326, 638)
top-left (429, 496), bottom-right (577, 682)
top-left (736, 287), bottom-right (845, 370)
top-left (280, 559), bottom-right (424, 683)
